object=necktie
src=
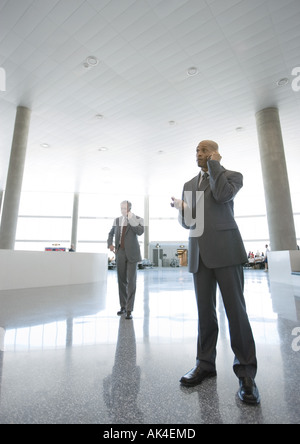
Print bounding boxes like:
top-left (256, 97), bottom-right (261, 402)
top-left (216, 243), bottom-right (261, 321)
top-left (198, 172), bottom-right (209, 190)
top-left (193, 173), bottom-right (209, 219)
top-left (120, 219), bottom-right (127, 249)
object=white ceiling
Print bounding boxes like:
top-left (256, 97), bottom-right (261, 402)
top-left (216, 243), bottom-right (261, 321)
top-left (1, 0), bottom-right (300, 216)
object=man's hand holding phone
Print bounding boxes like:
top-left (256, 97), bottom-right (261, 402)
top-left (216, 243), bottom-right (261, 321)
top-left (171, 197), bottom-right (187, 212)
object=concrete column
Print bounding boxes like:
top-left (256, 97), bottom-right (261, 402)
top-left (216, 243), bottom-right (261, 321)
top-left (0, 328), bottom-right (4, 400)
top-left (71, 193), bottom-right (79, 251)
top-left (255, 107), bottom-right (297, 251)
top-left (0, 106), bottom-right (31, 250)
top-left (0, 327), bottom-right (5, 352)
top-left (0, 190), bottom-right (3, 216)
top-left (144, 195), bottom-right (149, 259)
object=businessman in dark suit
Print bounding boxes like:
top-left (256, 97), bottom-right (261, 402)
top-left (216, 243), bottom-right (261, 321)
top-left (171, 140), bottom-right (260, 405)
top-left (108, 201), bottom-right (144, 320)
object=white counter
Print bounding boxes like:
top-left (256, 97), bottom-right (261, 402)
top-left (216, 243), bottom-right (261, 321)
top-left (268, 250), bottom-right (300, 286)
top-left (0, 250), bottom-right (107, 291)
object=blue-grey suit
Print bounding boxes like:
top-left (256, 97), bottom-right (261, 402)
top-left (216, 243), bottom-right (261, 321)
top-left (108, 214), bottom-right (144, 312)
top-left (179, 160), bottom-right (257, 378)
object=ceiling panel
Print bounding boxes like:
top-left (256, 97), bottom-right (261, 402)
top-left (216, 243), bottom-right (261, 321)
top-left (0, 0), bottom-right (299, 221)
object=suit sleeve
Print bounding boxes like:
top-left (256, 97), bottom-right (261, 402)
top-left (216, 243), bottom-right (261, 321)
top-left (208, 160), bottom-right (243, 203)
top-left (107, 219), bottom-right (116, 248)
top-left (128, 214), bottom-right (145, 236)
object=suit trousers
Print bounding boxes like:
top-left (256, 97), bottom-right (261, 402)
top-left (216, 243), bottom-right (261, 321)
top-left (193, 254), bottom-right (257, 378)
top-left (116, 248), bottom-right (138, 312)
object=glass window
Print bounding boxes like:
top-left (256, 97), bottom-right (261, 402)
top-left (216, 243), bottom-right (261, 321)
top-left (19, 192), bottom-right (73, 216)
top-left (78, 219), bottom-right (112, 242)
top-left (150, 194), bottom-right (178, 219)
top-left (79, 193), bottom-right (144, 218)
top-left (234, 192), bottom-right (267, 217)
top-left (149, 219), bottom-right (187, 242)
top-left (16, 217), bottom-right (71, 242)
top-left (236, 216), bottom-right (269, 241)
top-left (14, 191), bottom-right (300, 254)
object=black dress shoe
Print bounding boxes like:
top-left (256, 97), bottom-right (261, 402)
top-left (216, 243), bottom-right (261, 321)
top-left (117, 308), bottom-right (126, 316)
top-left (180, 365), bottom-right (217, 387)
top-left (126, 311), bottom-right (133, 320)
top-left (238, 377), bottom-right (261, 405)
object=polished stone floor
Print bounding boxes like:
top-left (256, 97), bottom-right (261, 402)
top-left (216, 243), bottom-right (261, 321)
top-left (0, 268), bottom-right (299, 424)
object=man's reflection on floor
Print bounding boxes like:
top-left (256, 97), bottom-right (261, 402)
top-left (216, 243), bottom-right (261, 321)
top-left (103, 317), bottom-right (143, 424)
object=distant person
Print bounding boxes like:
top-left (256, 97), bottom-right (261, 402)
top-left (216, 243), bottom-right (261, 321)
top-left (171, 140), bottom-right (260, 405)
top-left (107, 201), bottom-right (144, 320)
top-left (264, 244), bottom-right (270, 271)
top-left (69, 244), bottom-right (75, 252)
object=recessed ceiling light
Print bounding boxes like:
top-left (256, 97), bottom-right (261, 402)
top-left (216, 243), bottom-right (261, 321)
top-left (83, 56), bottom-right (99, 69)
top-left (40, 143), bottom-right (50, 148)
top-left (276, 77), bottom-right (289, 87)
top-left (98, 147), bottom-right (108, 152)
top-left (187, 67), bottom-right (199, 76)
top-left (86, 56), bottom-right (99, 67)
top-left (169, 120), bottom-right (176, 126)
top-left (235, 127), bottom-right (245, 133)
top-left (158, 150), bottom-right (165, 155)
top-left (95, 114), bottom-right (104, 120)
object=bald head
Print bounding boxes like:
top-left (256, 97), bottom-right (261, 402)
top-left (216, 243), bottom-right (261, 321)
top-left (196, 140), bottom-right (220, 170)
top-left (198, 140), bottom-right (219, 152)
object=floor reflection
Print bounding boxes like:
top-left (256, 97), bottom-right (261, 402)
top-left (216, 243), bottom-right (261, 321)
top-left (103, 317), bottom-right (143, 424)
top-left (0, 269), bottom-right (299, 424)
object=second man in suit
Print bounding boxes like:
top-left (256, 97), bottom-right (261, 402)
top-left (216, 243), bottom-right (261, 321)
top-left (108, 201), bottom-right (144, 320)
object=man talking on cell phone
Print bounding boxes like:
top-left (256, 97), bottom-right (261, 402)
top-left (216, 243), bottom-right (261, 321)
top-left (108, 201), bottom-right (144, 320)
top-left (171, 140), bottom-right (260, 405)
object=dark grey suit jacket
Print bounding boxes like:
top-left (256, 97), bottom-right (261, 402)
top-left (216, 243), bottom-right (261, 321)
top-left (107, 214), bottom-right (144, 263)
top-left (179, 160), bottom-right (247, 272)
